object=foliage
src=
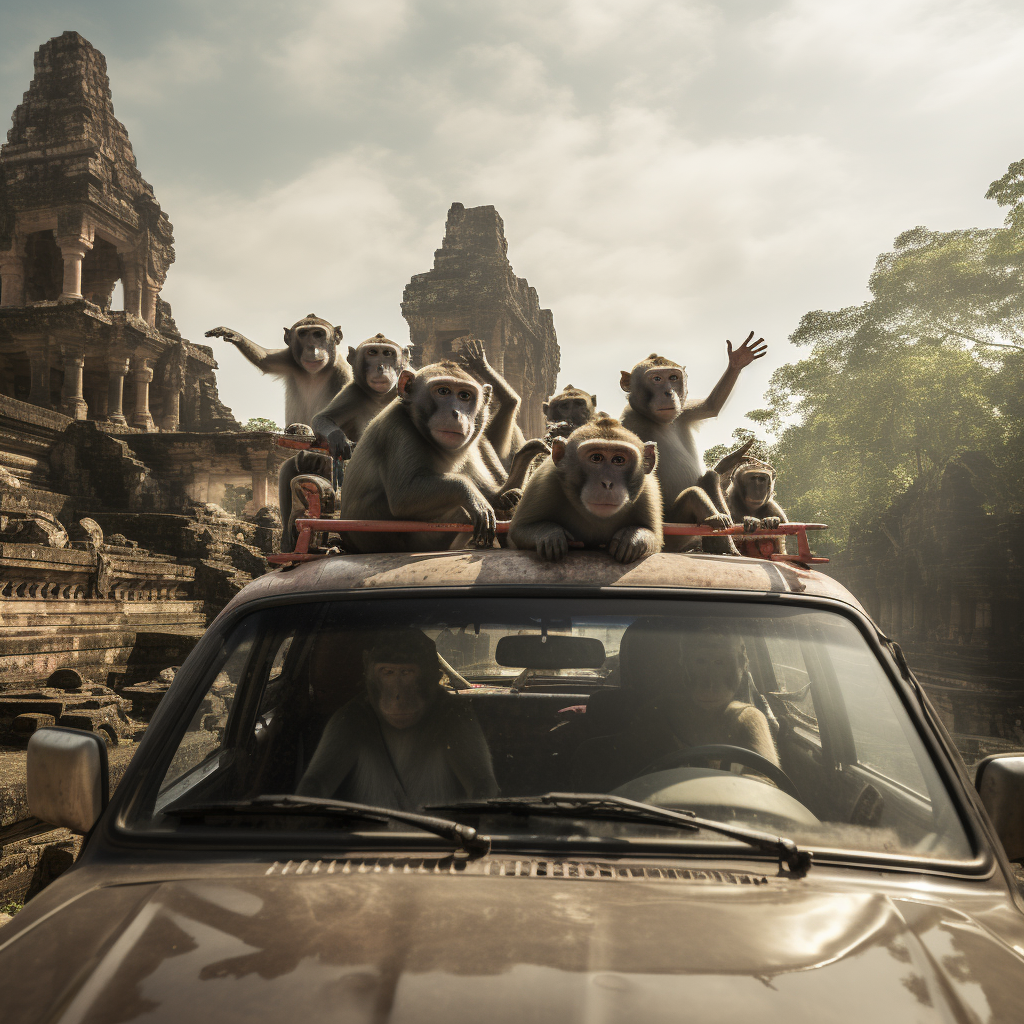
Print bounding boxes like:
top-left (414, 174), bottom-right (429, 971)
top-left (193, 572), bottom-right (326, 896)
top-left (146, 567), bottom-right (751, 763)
top-left (703, 426), bottom-right (773, 469)
top-left (716, 159), bottom-right (1024, 553)
top-left (242, 417), bottom-right (279, 432)
top-left (220, 484), bottom-right (252, 516)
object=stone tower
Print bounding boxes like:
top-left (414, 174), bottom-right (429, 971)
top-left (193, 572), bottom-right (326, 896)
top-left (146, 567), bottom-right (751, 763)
top-left (0, 32), bottom-right (235, 432)
top-left (402, 203), bottom-right (559, 438)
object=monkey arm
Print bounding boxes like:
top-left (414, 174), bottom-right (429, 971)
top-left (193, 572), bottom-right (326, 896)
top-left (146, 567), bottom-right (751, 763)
top-left (205, 327), bottom-right (296, 375)
top-left (759, 499), bottom-right (788, 523)
top-left (311, 386), bottom-right (359, 458)
top-left (386, 469), bottom-right (496, 547)
top-left (460, 342), bottom-right (522, 461)
top-left (295, 704), bottom-right (363, 797)
top-left (681, 363), bottom-right (742, 422)
top-left (729, 705), bottom-right (781, 770)
top-left (443, 705), bottom-right (499, 799)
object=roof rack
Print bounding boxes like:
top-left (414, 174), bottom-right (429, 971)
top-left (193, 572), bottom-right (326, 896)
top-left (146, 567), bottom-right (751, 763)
top-left (267, 516), bottom-right (827, 567)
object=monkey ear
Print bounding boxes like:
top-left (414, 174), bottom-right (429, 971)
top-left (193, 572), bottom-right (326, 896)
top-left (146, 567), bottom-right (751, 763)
top-left (551, 438), bottom-right (567, 465)
top-left (591, 393), bottom-right (597, 405)
top-left (347, 346), bottom-right (357, 367)
top-left (333, 326), bottom-right (344, 344)
top-left (397, 369), bottom-right (416, 397)
top-left (283, 327), bottom-right (292, 344)
top-left (619, 371), bottom-right (632, 393)
top-left (542, 402), bottom-right (550, 416)
top-left (642, 441), bottom-right (658, 475)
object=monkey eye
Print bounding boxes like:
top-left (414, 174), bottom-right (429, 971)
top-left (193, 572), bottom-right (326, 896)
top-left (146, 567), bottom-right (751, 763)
top-left (367, 348), bottom-right (378, 355)
top-left (313, 330), bottom-right (325, 339)
top-left (651, 375), bottom-right (662, 382)
top-left (457, 390), bottom-right (474, 401)
top-left (669, 374), bottom-right (679, 381)
top-left (436, 386), bottom-right (451, 396)
top-left (589, 453), bottom-right (604, 463)
top-left (611, 455), bottom-right (626, 465)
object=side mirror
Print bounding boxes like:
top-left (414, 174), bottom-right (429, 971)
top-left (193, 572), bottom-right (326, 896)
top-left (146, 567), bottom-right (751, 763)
top-left (27, 727), bottom-right (109, 833)
top-left (975, 753), bottom-right (1024, 861)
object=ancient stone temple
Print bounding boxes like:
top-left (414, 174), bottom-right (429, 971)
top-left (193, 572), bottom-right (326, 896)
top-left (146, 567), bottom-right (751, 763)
top-left (0, 31), bottom-right (233, 433)
top-left (402, 203), bottom-right (559, 437)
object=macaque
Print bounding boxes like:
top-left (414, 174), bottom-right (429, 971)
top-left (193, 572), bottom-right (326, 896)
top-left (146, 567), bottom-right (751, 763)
top-left (722, 455), bottom-right (788, 556)
top-left (205, 314), bottom-right (350, 428)
top-left (543, 385), bottom-right (598, 433)
top-left (311, 334), bottom-right (413, 461)
top-left (296, 630), bottom-right (497, 812)
top-left (619, 333), bottom-right (766, 554)
top-left (509, 417), bottom-right (663, 563)
top-left (456, 338), bottom-right (527, 473)
top-left (338, 362), bottom-right (519, 552)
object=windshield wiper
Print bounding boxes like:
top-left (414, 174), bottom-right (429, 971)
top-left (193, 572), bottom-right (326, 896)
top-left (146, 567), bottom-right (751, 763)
top-left (163, 794), bottom-right (491, 856)
top-left (429, 793), bottom-right (811, 876)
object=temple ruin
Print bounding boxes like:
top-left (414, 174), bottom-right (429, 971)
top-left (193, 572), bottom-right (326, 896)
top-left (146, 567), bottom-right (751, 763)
top-left (403, 202), bottom-right (559, 438)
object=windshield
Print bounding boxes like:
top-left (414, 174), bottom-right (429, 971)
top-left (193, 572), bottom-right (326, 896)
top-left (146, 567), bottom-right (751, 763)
top-left (138, 597), bottom-right (971, 862)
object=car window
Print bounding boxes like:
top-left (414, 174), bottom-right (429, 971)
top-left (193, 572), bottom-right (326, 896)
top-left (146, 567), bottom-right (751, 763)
top-left (137, 598), bottom-right (971, 863)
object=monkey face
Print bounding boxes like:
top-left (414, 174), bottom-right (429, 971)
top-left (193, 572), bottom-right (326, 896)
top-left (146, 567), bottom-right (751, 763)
top-left (372, 663), bottom-right (429, 729)
top-left (425, 377), bottom-right (488, 450)
top-left (549, 396), bottom-right (594, 428)
top-left (683, 642), bottom-right (746, 710)
top-left (642, 366), bottom-right (686, 422)
top-left (570, 440), bottom-right (644, 518)
top-left (289, 320), bottom-right (336, 375)
top-left (351, 335), bottom-right (406, 394)
top-left (742, 471), bottom-right (773, 507)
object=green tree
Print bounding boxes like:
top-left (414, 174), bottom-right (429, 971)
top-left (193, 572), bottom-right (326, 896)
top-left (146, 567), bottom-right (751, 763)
top-left (242, 416), bottom-right (280, 432)
top-left (725, 159), bottom-right (1024, 552)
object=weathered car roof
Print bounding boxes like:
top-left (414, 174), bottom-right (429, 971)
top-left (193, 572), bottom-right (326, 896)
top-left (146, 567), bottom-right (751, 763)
top-left (226, 551), bottom-right (864, 614)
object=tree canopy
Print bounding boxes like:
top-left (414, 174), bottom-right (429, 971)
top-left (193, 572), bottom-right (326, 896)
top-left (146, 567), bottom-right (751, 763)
top-left (705, 160), bottom-right (1024, 553)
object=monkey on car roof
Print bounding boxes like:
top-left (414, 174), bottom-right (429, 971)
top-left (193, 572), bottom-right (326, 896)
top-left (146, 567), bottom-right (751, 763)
top-left (509, 417), bottom-right (663, 563)
top-left (205, 313), bottom-right (350, 429)
top-left (721, 455), bottom-right (788, 556)
top-left (338, 361), bottom-right (521, 552)
top-left (619, 333), bottom-right (766, 555)
top-left (543, 384), bottom-right (599, 433)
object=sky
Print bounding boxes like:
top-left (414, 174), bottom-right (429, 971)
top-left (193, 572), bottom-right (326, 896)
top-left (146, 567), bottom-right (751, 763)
top-left (3, 0), bottom-right (1023, 450)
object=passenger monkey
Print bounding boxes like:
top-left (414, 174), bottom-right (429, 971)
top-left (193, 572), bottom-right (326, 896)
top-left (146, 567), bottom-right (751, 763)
top-left (205, 314), bottom-right (350, 428)
top-left (509, 417), bottom-right (663, 563)
top-left (338, 362), bottom-right (518, 552)
top-left (722, 455), bottom-right (788, 556)
top-left (619, 333), bottom-right (766, 554)
top-left (297, 630), bottom-right (497, 812)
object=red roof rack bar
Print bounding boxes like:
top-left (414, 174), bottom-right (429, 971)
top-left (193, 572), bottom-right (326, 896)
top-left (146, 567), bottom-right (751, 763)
top-left (267, 519), bottom-right (827, 566)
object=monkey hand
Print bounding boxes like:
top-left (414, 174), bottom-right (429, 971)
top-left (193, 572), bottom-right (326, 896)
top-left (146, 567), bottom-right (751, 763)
top-left (743, 516), bottom-right (760, 533)
top-left (760, 516), bottom-right (781, 530)
top-left (458, 338), bottom-right (489, 374)
top-left (494, 488), bottom-right (523, 511)
top-left (703, 513), bottom-right (733, 531)
top-left (324, 428), bottom-right (352, 462)
top-left (467, 496), bottom-right (497, 548)
top-left (609, 526), bottom-right (658, 563)
top-left (726, 331), bottom-right (768, 369)
top-left (535, 525), bottom-right (571, 562)
top-left (204, 326), bottom-right (244, 346)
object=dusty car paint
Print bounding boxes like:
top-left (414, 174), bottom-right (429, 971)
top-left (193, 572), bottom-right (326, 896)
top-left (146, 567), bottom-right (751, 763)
top-left (2, 857), bottom-right (1024, 1023)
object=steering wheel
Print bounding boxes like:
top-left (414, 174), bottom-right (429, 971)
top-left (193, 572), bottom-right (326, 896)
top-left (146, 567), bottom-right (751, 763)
top-left (636, 744), bottom-right (800, 800)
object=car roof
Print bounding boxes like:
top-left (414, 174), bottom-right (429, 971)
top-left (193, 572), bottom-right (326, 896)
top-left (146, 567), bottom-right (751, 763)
top-left (223, 551), bottom-right (864, 615)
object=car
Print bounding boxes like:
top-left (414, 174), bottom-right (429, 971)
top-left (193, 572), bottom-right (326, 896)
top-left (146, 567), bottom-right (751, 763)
top-left (3, 543), bottom-right (1024, 1023)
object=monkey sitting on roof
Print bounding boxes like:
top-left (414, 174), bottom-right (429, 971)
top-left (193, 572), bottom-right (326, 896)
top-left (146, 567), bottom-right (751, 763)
top-left (720, 454), bottom-right (788, 557)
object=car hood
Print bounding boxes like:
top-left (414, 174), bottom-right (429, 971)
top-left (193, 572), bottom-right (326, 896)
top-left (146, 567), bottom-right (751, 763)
top-left (3, 865), bottom-right (1023, 1023)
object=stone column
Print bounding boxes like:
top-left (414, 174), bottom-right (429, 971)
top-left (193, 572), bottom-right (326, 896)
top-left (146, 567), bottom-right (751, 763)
top-left (131, 358), bottom-right (155, 431)
top-left (106, 357), bottom-right (130, 426)
top-left (60, 348), bottom-right (88, 419)
top-left (0, 248), bottom-right (25, 308)
top-left (161, 386), bottom-right (181, 432)
top-left (142, 282), bottom-right (158, 326)
top-left (57, 236), bottom-right (94, 300)
top-left (249, 450), bottom-right (270, 509)
top-left (121, 262), bottom-right (143, 319)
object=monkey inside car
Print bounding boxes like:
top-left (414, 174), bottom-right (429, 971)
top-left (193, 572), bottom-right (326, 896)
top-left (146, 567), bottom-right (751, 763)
top-left (509, 417), bottom-right (662, 563)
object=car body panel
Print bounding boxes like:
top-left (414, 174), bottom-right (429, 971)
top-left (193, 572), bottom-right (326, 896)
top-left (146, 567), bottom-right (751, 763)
top-left (2, 859), bottom-right (1023, 1023)
top-left (225, 550), bottom-right (861, 613)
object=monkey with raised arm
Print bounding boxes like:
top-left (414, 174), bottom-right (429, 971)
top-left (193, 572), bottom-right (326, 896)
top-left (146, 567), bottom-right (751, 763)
top-left (456, 338), bottom-right (528, 469)
top-left (619, 332), bottom-right (766, 554)
top-left (509, 417), bottom-right (662, 563)
top-left (205, 314), bottom-right (350, 428)
top-left (721, 455), bottom-right (788, 556)
top-left (338, 361), bottom-right (519, 552)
